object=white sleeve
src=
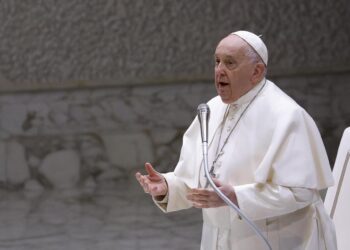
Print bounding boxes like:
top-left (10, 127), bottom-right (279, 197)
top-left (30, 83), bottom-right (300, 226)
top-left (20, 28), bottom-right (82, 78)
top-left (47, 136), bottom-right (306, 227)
top-left (153, 172), bottom-right (193, 213)
top-left (234, 183), bottom-right (318, 221)
top-left (153, 191), bottom-right (169, 211)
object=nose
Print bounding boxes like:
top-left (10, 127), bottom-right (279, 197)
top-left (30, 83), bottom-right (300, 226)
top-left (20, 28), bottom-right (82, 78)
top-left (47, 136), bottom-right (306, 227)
top-left (215, 62), bottom-right (226, 76)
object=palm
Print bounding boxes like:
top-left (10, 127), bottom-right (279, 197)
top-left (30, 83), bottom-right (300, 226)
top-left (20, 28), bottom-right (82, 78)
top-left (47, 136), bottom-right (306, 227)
top-left (135, 162), bottom-right (168, 197)
top-left (148, 177), bottom-right (167, 196)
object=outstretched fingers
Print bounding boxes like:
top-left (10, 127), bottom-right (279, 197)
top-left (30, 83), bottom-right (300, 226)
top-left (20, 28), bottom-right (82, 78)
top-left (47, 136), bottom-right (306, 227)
top-left (135, 163), bottom-right (168, 197)
top-left (135, 172), bottom-right (150, 193)
top-left (145, 162), bottom-right (156, 175)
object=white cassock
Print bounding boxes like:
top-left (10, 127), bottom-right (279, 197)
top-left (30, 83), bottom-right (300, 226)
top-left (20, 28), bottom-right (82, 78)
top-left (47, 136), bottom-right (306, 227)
top-left (154, 79), bottom-right (337, 250)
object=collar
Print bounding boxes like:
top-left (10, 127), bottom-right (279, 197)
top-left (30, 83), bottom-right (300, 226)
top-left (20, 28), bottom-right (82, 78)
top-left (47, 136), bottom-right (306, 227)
top-left (230, 78), bottom-right (266, 107)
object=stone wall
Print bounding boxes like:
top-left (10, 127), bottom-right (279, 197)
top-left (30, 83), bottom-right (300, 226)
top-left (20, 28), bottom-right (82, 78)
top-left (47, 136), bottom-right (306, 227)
top-left (0, 0), bottom-right (348, 90)
top-left (0, 74), bottom-right (349, 190)
top-left (0, 0), bottom-right (349, 190)
top-left (0, 82), bottom-right (214, 189)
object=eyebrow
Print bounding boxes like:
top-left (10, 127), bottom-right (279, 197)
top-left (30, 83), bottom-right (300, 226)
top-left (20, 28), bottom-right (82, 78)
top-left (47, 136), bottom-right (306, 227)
top-left (214, 54), bottom-right (236, 61)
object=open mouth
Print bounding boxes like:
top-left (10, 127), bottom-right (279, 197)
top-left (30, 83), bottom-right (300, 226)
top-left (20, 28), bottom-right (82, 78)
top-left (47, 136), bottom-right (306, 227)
top-left (218, 81), bottom-right (229, 87)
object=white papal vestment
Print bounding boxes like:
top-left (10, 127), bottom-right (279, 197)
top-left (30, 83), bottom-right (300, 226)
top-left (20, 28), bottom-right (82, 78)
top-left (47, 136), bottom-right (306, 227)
top-left (155, 79), bottom-right (337, 250)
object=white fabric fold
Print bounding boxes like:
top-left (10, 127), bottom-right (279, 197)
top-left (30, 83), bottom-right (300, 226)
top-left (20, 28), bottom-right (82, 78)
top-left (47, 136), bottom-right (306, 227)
top-left (153, 79), bottom-right (336, 249)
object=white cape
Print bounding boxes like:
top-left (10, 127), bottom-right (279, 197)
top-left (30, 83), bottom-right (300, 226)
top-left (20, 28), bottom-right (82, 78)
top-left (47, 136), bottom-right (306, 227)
top-left (157, 80), bottom-right (337, 250)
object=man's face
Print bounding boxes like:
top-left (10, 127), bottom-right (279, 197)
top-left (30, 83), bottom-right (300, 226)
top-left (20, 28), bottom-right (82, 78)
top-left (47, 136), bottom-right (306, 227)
top-left (214, 35), bottom-right (257, 104)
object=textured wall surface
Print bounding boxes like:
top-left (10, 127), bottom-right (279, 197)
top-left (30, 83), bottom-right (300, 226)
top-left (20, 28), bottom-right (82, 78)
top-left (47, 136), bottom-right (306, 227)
top-left (0, 74), bottom-right (349, 189)
top-left (0, 1), bottom-right (349, 249)
top-left (0, 0), bottom-right (348, 90)
top-left (0, 0), bottom-right (348, 186)
top-left (0, 0), bottom-right (348, 185)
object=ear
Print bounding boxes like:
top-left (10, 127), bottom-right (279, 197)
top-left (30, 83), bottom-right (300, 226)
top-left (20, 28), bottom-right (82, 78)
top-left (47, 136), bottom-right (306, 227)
top-left (251, 63), bottom-right (266, 84)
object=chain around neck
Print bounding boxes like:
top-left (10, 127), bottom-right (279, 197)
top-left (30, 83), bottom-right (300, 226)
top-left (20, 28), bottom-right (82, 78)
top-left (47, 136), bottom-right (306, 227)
top-left (209, 79), bottom-right (267, 177)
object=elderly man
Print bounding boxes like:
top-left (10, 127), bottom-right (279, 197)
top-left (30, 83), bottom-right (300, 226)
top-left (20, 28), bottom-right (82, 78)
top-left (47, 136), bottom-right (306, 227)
top-left (135, 31), bottom-right (337, 250)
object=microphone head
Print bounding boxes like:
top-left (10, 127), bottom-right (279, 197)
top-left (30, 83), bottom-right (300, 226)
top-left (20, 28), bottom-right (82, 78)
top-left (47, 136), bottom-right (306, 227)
top-left (197, 103), bottom-right (210, 143)
top-left (197, 103), bottom-right (210, 119)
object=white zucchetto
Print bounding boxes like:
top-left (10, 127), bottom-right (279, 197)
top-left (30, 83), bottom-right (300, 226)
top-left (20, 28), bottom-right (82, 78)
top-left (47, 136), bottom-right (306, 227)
top-left (231, 30), bottom-right (268, 66)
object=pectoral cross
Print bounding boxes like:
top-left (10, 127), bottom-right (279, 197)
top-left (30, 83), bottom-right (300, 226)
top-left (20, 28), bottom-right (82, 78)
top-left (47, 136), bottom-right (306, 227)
top-left (205, 160), bottom-right (222, 187)
top-left (208, 165), bottom-right (216, 178)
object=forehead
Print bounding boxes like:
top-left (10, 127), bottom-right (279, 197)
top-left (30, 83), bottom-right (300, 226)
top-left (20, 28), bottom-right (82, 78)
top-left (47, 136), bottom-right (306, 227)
top-left (215, 35), bottom-right (247, 57)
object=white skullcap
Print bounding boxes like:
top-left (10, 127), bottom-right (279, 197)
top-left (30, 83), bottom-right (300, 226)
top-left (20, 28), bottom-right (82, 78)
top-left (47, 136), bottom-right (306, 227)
top-left (231, 30), bottom-right (268, 65)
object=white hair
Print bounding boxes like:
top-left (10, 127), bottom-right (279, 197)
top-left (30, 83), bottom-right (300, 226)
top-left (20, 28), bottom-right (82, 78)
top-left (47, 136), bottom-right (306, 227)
top-left (244, 45), bottom-right (267, 76)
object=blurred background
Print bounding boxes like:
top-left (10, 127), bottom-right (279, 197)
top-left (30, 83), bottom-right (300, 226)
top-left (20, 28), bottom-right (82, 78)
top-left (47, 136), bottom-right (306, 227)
top-left (0, 0), bottom-right (349, 249)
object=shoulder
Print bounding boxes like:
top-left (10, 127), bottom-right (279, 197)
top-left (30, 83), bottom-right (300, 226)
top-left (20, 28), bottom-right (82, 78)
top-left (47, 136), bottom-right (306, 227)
top-left (250, 80), bottom-right (318, 133)
top-left (261, 80), bottom-right (308, 118)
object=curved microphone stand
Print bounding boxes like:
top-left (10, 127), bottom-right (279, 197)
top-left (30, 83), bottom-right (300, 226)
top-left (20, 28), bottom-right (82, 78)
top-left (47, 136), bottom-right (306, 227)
top-left (197, 104), bottom-right (272, 250)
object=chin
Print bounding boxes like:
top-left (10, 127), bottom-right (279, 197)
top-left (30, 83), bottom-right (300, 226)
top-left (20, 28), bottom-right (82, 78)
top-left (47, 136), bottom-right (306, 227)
top-left (219, 96), bottom-right (231, 104)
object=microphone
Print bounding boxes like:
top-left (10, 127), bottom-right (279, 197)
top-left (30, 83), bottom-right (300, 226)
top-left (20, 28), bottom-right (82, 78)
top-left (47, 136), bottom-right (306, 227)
top-left (196, 103), bottom-right (272, 250)
top-left (197, 103), bottom-right (210, 143)
top-left (197, 103), bottom-right (210, 178)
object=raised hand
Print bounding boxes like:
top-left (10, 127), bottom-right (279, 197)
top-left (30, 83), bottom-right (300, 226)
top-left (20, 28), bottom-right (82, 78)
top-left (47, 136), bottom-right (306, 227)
top-left (135, 162), bottom-right (168, 199)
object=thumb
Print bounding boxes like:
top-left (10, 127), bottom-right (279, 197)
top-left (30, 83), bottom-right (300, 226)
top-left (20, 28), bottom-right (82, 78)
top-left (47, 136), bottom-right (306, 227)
top-left (212, 178), bottom-right (222, 187)
top-left (145, 162), bottom-right (159, 177)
